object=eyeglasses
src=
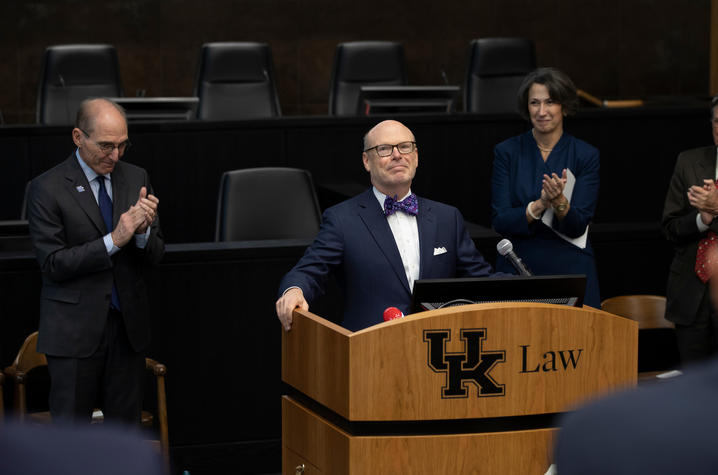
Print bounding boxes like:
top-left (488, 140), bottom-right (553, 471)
top-left (364, 141), bottom-right (417, 157)
top-left (80, 129), bottom-right (132, 154)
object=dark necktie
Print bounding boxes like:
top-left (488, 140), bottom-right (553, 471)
top-left (695, 180), bottom-right (718, 283)
top-left (384, 193), bottom-right (418, 217)
top-left (96, 176), bottom-right (121, 310)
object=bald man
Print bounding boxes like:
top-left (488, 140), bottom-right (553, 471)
top-left (276, 120), bottom-right (499, 331)
top-left (27, 98), bottom-right (164, 424)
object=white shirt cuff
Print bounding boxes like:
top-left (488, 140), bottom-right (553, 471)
top-left (103, 234), bottom-right (120, 256)
top-left (134, 227), bottom-right (151, 249)
top-left (527, 202), bottom-right (543, 220)
top-left (696, 213), bottom-right (711, 232)
top-left (282, 286), bottom-right (302, 297)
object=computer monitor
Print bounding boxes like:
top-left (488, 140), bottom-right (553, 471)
top-left (108, 97), bottom-right (199, 121)
top-left (357, 86), bottom-right (460, 116)
top-left (410, 274), bottom-right (587, 314)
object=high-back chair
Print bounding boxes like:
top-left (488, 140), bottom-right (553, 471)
top-left (215, 167), bottom-right (321, 242)
top-left (328, 41), bottom-right (407, 116)
top-left (464, 38), bottom-right (536, 114)
top-left (37, 44), bottom-right (123, 125)
top-left (3, 332), bottom-right (169, 466)
top-left (194, 42), bottom-right (281, 120)
top-left (601, 295), bottom-right (680, 377)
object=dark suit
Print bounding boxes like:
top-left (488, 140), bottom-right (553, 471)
top-left (27, 153), bottom-right (164, 420)
top-left (662, 146), bottom-right (718, 362)
top-left (279, 189), bottom-right (495, 331)
top-left (555, 358), bottom-right (718, 474)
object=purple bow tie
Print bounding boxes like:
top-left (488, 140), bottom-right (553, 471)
top-left (384, 193), bottom-right (418, 216)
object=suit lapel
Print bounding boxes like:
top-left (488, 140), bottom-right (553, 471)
top-left (356, 190), bottom-right (411, 293)
top-left (63, 156), bottom-right (106, 234)
top-left (417, 197), bottom-right (437, 279)
top-left (694, 147), bottom-right (717, 182)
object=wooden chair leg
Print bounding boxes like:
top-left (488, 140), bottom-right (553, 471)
top-left (156, 373), bottom-right (169, 470)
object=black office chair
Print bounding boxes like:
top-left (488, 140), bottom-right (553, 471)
top-left (328, 41), bottom-right (407, 116)
top-left (215, 167), bottom-right (321, 241)
top-left (20, 181), bottom-right (30, 220)
top-left (194, 42), bottom-right (281, 120)
top-left (464, 38), bottom-right (536, 114)
top-left (37, 44), bottom-right (123, 125)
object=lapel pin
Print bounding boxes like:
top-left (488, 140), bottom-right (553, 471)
top-left (76, 185), bottom-right (85, 192)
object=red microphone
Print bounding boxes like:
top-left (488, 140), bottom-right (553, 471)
top-left (383, 307), bottom-right (404, 321)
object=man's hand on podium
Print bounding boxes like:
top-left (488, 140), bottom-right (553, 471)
top-left (276, 287), bottom-right (309, 331)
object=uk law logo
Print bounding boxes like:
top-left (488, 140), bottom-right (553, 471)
top-left (424, 328), bottom-right (505, 399)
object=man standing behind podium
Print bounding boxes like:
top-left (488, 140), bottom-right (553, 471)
top-left (276, 120), bottom-right (499, 331)
top-left (27, 98), bottom-right (164, 424)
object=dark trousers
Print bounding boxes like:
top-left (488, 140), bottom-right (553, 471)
top-left (675, 288), bottom-right (718, 366)
top-left (46, 309), bottom-right (144, 425)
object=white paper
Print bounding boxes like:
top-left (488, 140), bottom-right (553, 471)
top-left (541, 169), bottom-right (588, 249)
top-left (656, 370), bottom-right (683, 379)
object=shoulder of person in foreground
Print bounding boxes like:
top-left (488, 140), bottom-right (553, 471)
top-left (0, 421), bottom-right (163, 475)
top-left (555, 358), bottom-right (718, 475)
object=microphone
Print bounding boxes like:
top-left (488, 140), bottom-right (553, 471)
top-left (57, 74), bottom-right (72, 125)
top-left (383, 307), bottom-right (404, 321)
top-left (440, 70), bottom-right (449, 85)
top-left (496, 239), bottom-right (532, 276)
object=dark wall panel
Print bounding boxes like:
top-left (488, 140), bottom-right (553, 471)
top-left (0, 0), bottom-right (710, 123)
top-left (0, 107), bottom-right (711, 240)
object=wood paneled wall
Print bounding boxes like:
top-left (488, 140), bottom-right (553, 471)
top-left (0, 0), bottom-right (709, 123)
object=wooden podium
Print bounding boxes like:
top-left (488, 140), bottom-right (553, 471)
top-left (282, 303), bottom-right (637, 474)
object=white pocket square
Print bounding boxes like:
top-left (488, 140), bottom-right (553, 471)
top-left (433, 246), bottom-right (447, 256)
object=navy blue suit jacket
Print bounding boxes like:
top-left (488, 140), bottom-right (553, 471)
top-left (555, 358), bottom-right (718, 474)
top-left (491, 131), bottom-right (601, 307)
top-left (279, 189), bottom-right (496, 331)
top-left (1, 422), bottom-right (163, 475)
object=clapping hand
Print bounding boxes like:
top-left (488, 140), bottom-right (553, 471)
top-left (541, 168), bottom-right (568, 205)
top-left (110, 187), bottom-right (159, 247)
top-left (134, 187), bottom-right (159, 234)
top-left (688, 179), bottom-right (718, 218)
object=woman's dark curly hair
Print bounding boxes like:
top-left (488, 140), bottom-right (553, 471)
top-left (516, 67), bottom-right (578, 120)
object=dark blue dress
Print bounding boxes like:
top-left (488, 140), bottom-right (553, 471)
top-left (491, 130), bottom-right (601, 308)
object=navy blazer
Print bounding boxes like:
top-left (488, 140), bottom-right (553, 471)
top-left (555, 358), bottom-right (718, 474)
top-left (279, 189), bottom-right (496, 331)
top-left (491, 131), bottom-right (601, 307)
top-left (1, 422), bottom-right (163, 475)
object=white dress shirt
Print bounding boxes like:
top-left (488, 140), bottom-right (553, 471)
top-left (372, 187), bottom-right (420, 290)
top-left (75, 149), bottom-right (149, 253)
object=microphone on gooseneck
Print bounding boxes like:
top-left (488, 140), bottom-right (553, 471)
top-left (496, 239), bottom-right (532, 276)
top-left (440, 70), bottom-right (449, 85)
top-left (58, 74), bottom-right (72, 125)
top-left (383, 307), bottom-right (405, 322)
